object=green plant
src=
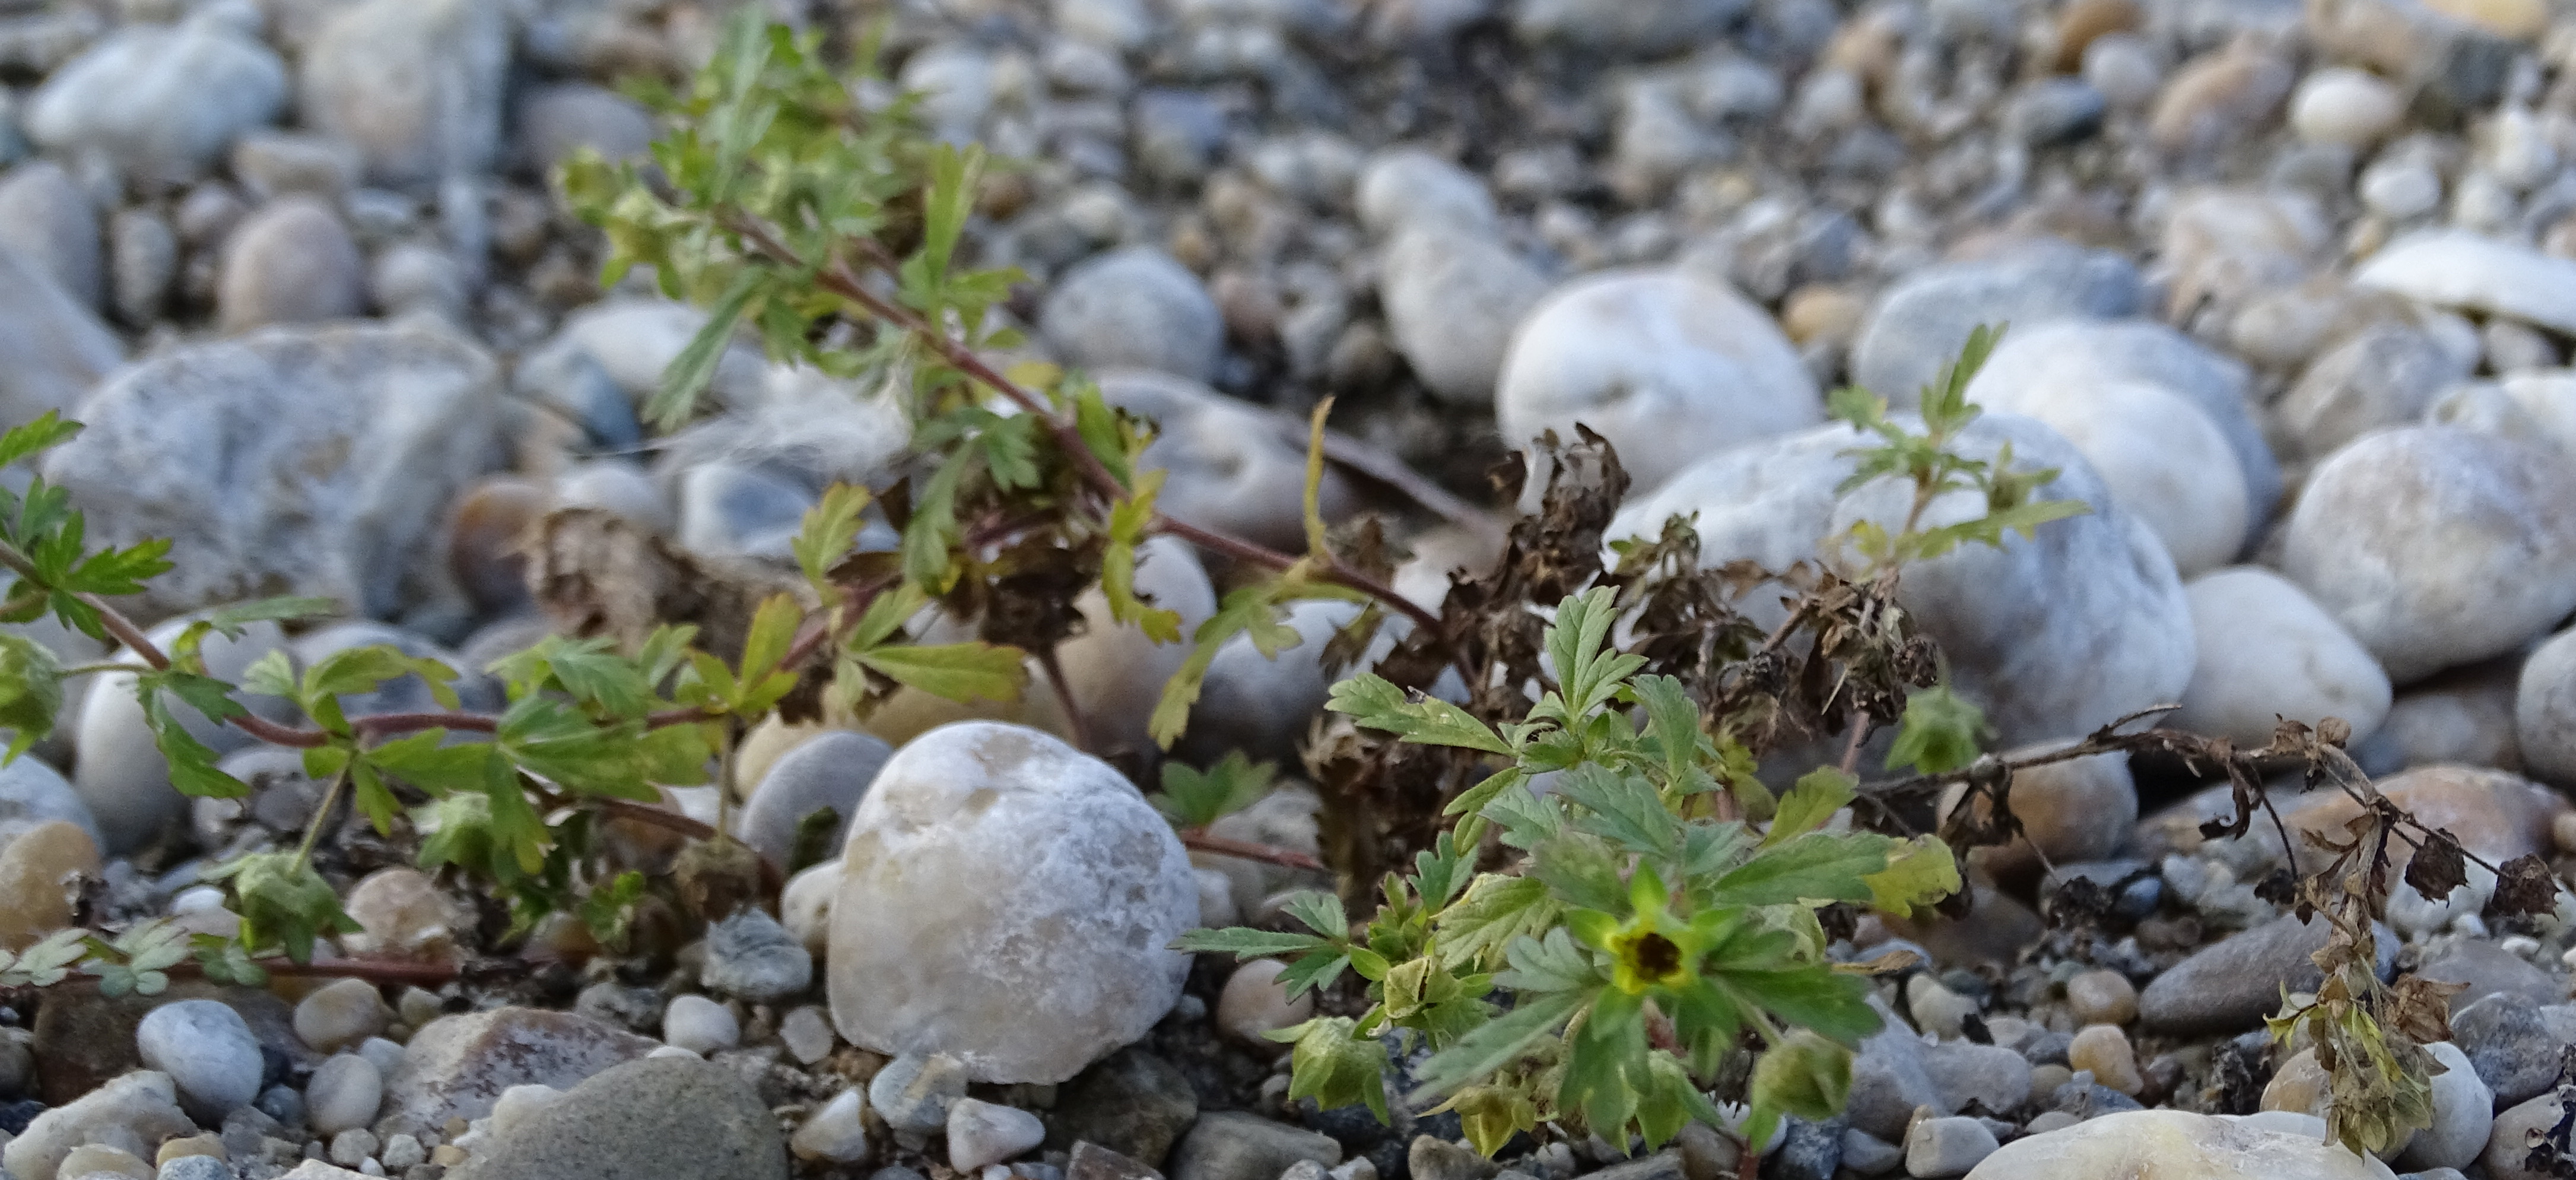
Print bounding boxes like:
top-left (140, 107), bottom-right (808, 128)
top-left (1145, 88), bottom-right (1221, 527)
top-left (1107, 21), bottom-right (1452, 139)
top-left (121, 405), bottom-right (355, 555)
top-left (1181, 349), bottom-right (2098, 1155)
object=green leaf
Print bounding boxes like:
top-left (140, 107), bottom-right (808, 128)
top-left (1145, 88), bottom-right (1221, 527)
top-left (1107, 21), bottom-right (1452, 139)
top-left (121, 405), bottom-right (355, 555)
top-left (1562, 986), bottom-right (1648, 1139)
top-left (645, 256), bottom-right (763, 430)
top-left (136, 677), bottom-right (247, 799)
top-left (853, 641), bottom-right (1028, 705)
top-left (792, 483), bottom-right (871, 597)
top-left (1743, 1030), bottom-right (1854, 1154)
top-left (1072, 380), bottom-right (1136, 489)
top-left (1492, 928), bottom-right (1599, 993)
top-left (1545, 588), bottom-right (1647, 722)
top-left (1281, 890), bottom-right (1349, 940)
top-left (1150, 583), bottom-right (1313, 750)
top-left (1171, 927), bottom-right (1336, 957)
top-left (1884, 685), bottom-right (1985, 776)
top-left (1414, 987), bottom-right (1590, 1096)
top-left (0, 411), bottom-right (81, 471)
top-left (1765, 767), bottom-right (1854, 847)
top-left (1554, 765), bottom-right (1681, 863)
top-left (1443, 1086), bottom-right (1539, 1159)
top-left (1103, 471), bottom-right (1183, 643)
top-left (1271, 1017), bottom-right (1390, 1123)
top-left (1152, 751), bottom-right (1276, 829)
top-left (1710, 831), bottom-right (1891, 908)
top-left (364, 731), bottom-right (490, 797)
top-left (1436, 875), bottom-right (1561, 972)
top-left (201, 596), bottom-right (341, 637)
top-left (1631, 674), bottom-right (1714, 796)
top-left (900, 447), bottom-right (974, 592)
top-left (0, 630), bottom-right (62, 765)
top-left (578, 870), bottom-right (650, 950)
top-left (1530, 835), bottom-right (1628, 913)
top-left (1860, 834), bottom-right (1961, 919)
top-left (238, 649), bottom-right (298, 700)
top-left (203, 852), bottom-right (361, 963)
top-left (1325, 674), bottom-right (1513, 756)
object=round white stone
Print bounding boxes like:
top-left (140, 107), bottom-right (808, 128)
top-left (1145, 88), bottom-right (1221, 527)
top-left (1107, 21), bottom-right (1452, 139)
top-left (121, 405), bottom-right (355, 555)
top-left (662, 995), bottom-right (739, 1056)
top-left (1497, 267), bottom-right (1821, 494)
top-left (1996, 380), bottom-right (2247, 576)
top-left (827, 722), bottom-right (1198, 1083)
top-left (306, 1053), bottom-right (384, 1137)
top-left (2289, 67), bottom-right (2403, 147)
top-left (2282, 426), bottom-right (2576, 684)
top-left (946, 1099), bottom-right (1046, 1171)
top-left (2175, 567), bottom-right (2393, 749)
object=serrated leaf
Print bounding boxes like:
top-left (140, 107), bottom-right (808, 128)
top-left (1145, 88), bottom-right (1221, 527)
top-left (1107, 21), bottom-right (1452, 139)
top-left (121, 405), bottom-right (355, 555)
top-left (1710, 831), bottom-right (1889, 908)
top-left (204, 851), bottom-right (361, 964)
top-left (1555, 765), bottom-right (1681, 863)
top-left (853, 641), bottom-right (1027, 704)
top-left (793, 483), bottom-right (871, 597)
top-left (0, 411), bottom-right (80, 471)
top-left (1281, 890), bottom-right (1348, 939)
top-left (0, 630), bottom-right (61, 765)
top-left (1883, 684), bottom-right (1985, 776)
top-left (1153, 750), bottom-right (1276, 829)
top-left (1743, 1030), bottom-right (1853, 1154)
top-left (364, 730), bottom-right (489, 797)
top-left (900, 447), bottom-right (973, 592)
top-left (1492, 927), bottom-right (1599, 993)
top-left (1765, 767), bottom-right (1854, 847)
top-left (1273, 1017), bottom-right (1390, 1122)
top-left (647, 268), bottom-right (761, 430)
top-left (1103, 471), bottom-right (1183, 643)
top-left (1437, 875), bottom-right (1561, 972)
top-left (1415, 987), bottom-right (1591, 1097)
top-left (1859, 835), bottom-right (1960, 919)
top-left (1171, 927), bottom-right (1337, 957)
top-left (1326, 674), bottom-right (1513, 755)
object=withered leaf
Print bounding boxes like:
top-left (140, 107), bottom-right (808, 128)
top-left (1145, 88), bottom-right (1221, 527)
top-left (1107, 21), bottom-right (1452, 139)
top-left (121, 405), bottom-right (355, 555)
top-left (2387, 974), bottom-right (2467, 1046)
top-left (2402, 829), bottom-right (2467, 902)
top-left (2486, 854), bottom-right (2564, 919)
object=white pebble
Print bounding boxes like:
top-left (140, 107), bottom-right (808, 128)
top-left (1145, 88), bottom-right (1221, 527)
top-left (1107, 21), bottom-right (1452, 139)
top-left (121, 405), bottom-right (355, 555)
top-left (2290, 67), bottom-right (2402, 147)
top-left (294, 978), bottom-right (389, 1053)
top-left (780, 1005), bottom-right (837, 1066)
top-left (355, 1036), bottom-right (405, 1077)
top-left (663, 994), bottom-right (739, 1055)
top-left (2361, 158), bottom-right (2442, 220)
top-left (329, 1128), bottom-right (379, 1169)
top-left (948, 1098), bottom-right (1047, 1170)
top-left (792, 1089), bottom-right (873, 1163)
top-left (306, 1053), bottom-right (384, 1135)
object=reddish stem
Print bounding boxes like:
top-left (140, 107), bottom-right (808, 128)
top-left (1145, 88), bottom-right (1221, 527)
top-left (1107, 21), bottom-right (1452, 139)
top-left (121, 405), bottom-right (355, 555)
top-left (1181, 829), bottom-right (1326, 871)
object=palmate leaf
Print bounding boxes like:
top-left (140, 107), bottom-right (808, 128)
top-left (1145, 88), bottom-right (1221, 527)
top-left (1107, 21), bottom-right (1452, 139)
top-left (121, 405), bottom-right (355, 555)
top-left (1270, 1017), bottom-right (1390, 1122)
top-left (205, 852), bottom-right (361, 964)
top-left (1414, 986), bottom-right (1591, 1097)
top-left (1743, 1030), bottom-right (1854, 1153)
top-left (1152, 750), bottom-right (1275, 829)
top-left (1765, 767), bottom-right (1854, 847)
top-left (792, 483), bottom-right (870, 598)
top-left (1554, 765), bottom-right (1682, 864)
top-left (1103, 471), bottom-right (1183, 643)
top-left (1544, 588), bottom-right (1646, 722)
top-left (1710, 830), bottom-right (1891, 908)
top-left (1885, 685), bottom-right (1985, 776)
top-left (1860, 835), bottom-right (1961, 918)
top-left (1436, 875), bottom-right (1560, 972)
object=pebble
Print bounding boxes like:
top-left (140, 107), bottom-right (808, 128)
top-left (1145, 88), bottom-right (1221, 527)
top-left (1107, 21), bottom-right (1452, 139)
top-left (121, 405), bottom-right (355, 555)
top-left (1039, 246), bottom-right (1224, 383)
top-left (1902, 1117), bottom-right (1995, 1179)
top-left (662, 996), bottom-right (738, 1055)
top-left (949, 1099), bottom-right (1047, 1170)
top-left (1167, 1112), bottom-right (1341, 1180)
top-left (2514, 627), bottom-right (2576, 786)
top-left (1215, 958), bottom-right (1314, 1045)
top-left (0, 161), bottom-right (100, 310)
top-left (158, 1156), bottom-right (232, 1180)
top-left (40, 325), bottom-right (500, 622)
top-left (1497, 267), bottom-right (1822, 494)
top-left (294, 979), bottom-right (389, 1054)
top-left (298, 0), bottom-right (507, 186)
top-left (383, 1007), bottom-right (653, 1135)
top-left (1852, 237), bottom-right (2142, 417)
top-left (4, 1071), bottom-right (195, 1180)
top-left (700, 908), bottom-right (813, 1004)
top-left (2282, 426), bottom-right (2576, 684)
top-left (828, 723), bottom-right (1199, 1083)
top-left (1095, 373), bottom-right (1352, 551)
top-left (2139, 912), bottom-right (2396, 1035)
top-left (2357, 230), bottom-right (2576, 337)
top-left (871, 1052), bottom-right (968, 1137)
top-left (1938, 744), bottom-right (2135, 887)
top-left (446, 1057), bottom-right (786, 1180)
top-left (790, 1089), bottom-right (871, 1163)
top-left (2486, 1090), bottom-right (2571, 1180)
top-left (1356, 148), bottom-right (1496, 236)
top-left (23, 12), bottom-right (287, 185)
top-left (0, 820), bottom-right (100, 950)
top-left (215, 195), bottom-right (364, 331)
top-left (2175, 567), bottom-right (2393, 748)
top-left (1380, 225), bottom-right (1548, 405)
top-left (1046, 1047), bottom-right (1199, 1168)
top-left (136, 1001), bottom-right (265, 1120)
top-left (1907, 977), bottom-right (1977, 1041)
top-left (2452, 993), bottom-right (2563, 1106)
top-left (779, 1006), bottom-right (836, 1066)
top-left (341, 867), bottom-right (467, 963)
top-left (328, 1128), bottom-right (376, 1168)
top-left (2067, 1026), bottom-right (2143, 1096)
top-left (735, 729), bottom-right (892, 870)
top-left (58, 1144), bottom-right (152, 1179)
top-left (2279, 321), bottom-right (2477, 459)
top-left (780, 863), bottom-right (836, 956)
top-left (306, 1054), bottom-right (382, 1137)
top-left (2292, 67), bottom-right (2406, 146)
top-left (0, 755), bottom-right (102, 851)
top-left (2064, 971), bottom-right (2140, 1026)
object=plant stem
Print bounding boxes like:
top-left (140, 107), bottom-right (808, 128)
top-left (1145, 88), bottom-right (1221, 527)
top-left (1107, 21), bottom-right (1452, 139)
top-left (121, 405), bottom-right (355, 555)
top-left (1035, 644), bottom-right (1095, 755)
top-left (1180, 828), bottom-right (1325, 871)
top-left (292, 767), bottom-right (348, 867)
top-left (723, 215), bottom-right (1467, 671)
